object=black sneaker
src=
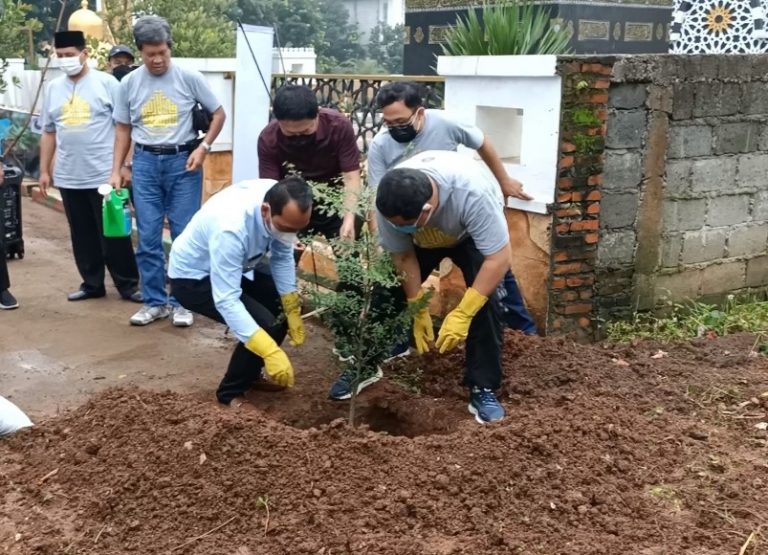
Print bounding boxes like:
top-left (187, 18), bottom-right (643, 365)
top-left (328, 366), bottom-right (383, 401)
top-left (0, 289), bottom-right (19, 310)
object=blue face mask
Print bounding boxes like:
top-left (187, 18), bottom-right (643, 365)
top-left (390, 222), bottom-right (419, 234)
top-left (388, 203), bottom-right (433, 235)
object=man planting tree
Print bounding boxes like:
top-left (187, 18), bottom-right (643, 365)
top-left (168, 177), bottom-right (312, 406)
top-left (374, 150), bottom-right (511, 424)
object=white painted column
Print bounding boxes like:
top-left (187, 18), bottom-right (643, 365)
top-left (232, 24), bottom-right (273, 183)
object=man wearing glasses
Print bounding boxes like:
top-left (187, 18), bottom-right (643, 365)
top-left (367, 81), bottom-right (537, 335)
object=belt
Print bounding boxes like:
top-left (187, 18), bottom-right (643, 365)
top-left (135, 140), bottom-right (199, 155)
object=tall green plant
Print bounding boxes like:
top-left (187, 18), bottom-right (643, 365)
top-left (304, 182), bottom-right (426, 426)
top-left (442, 0), bottom-right (572, 56)
top-left (0, 0), bottom-right (40, 92)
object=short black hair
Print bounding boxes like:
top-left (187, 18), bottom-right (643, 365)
top-left (265, 176), bottom-right (313, 215)
top-left (376, 82), bottom-right (423, 110)
top-left (376, 168), bottom-right (432, 220)
top-left (272, 85), bottom-right (319, 121)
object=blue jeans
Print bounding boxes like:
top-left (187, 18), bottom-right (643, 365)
top-left (132, 148), bottom-right (202, 307)
top-left (496, 270), bottom-right (538, 334)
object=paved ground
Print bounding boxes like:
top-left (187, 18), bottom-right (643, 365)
top-left (0, 197), bottom-right (327, 420)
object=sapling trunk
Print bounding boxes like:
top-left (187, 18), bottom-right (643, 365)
top-left (347, 239), bottom-right (376, 427)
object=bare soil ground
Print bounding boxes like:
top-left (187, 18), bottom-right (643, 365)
top-left (1, 198), bottom-right (767, 554)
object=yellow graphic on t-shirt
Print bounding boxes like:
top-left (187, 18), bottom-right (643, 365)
top-left (141, 90), bottom-right (178, 129)
top-left (60, 94), bottom-right (91, 127)
top-left (413, 226), bottom-right (458, 249)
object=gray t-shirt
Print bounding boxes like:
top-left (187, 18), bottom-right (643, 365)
top-left (40, 69), bottom-right (118, 189)
top-left (376, 150), bottom-right (508, 256)
top-left (367, 109), bottom-right (485, 189)
top-left (113, 63), bottom-right (221, 146)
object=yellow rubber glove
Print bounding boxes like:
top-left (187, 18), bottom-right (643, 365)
top-left (281, 291), bottom-right (305, 346)
top-left (245, 328), bottom-right (295, 387)
top-left (435, 287), bottom-right (488, 354)
top-left (409, 292), bottom-right (434, 354)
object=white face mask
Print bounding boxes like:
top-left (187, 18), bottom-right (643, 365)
top-left (265, 208), bottom-right (298, 247)
top-left (57, 56), bottom-right (84, 77)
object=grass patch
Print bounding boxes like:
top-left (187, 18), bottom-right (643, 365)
top-left (647, 485), bottom-right (684, 512)
top-left (606, 297), bottom-right (768, 344)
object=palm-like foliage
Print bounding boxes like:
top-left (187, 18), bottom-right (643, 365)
top-left (442, 0), bottom-right (572, 56)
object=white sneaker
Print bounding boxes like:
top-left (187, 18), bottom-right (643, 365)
top-left (171, 306), bottom-right (194, 327)
top-left (130, 305), bottom-right (170, 326)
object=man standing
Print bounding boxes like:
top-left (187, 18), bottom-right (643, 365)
top-left (39, 30), bottom-right (141, 303)
top-left (169, 177), bottom-right (312, 405)
top-left (0, 169), bottom-right (18, 310)
top-left (375, 150), bottom-right (510, 424)
top-left (110, 15), bottom-right (226, 327)
top-left (107, 44), bottom-right (135, 74)
top-left (258, 85), bottom-right (361, 242)
top-left (368, 81), bottom-right (537, 334)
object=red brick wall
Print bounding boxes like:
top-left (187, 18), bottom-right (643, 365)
top-left (549, 60), bottom-right (616, 341)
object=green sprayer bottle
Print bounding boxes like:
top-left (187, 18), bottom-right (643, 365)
top-left (99, 185), bottom-right (132, 238)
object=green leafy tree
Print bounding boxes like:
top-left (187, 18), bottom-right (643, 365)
top-left (24, 0), bottom-right (76, 54)
top-left (0, 0), bottom-right (41, 91)
top-left (238, 0), bottom-right (322, 49)
top-left (101, 0), bottom-right (135, 47)
top-left (304, 181), bottom-right (427, 425)
top-left (367, 22), bottom-right (404, 74)
top-left (316, 0), bottom-right (363, 71)
top-left (325, 57), bottom-right (386, 75)
top-left (442, 0), bottom-right (572, 56)
top-left (238, 0), bottom-right (364, 73)
top-left (131, 0), bottom-right (237, 57)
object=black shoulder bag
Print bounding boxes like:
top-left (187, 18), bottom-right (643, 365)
top-left (192, 102), bottom-right (212, 134)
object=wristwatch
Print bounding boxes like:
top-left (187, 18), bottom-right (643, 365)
top-left (123, 161), bottom-right (132, 168)
top-left (200, 142), bottom-right (212, 153)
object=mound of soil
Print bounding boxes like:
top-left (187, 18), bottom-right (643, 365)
top-left (2, 333), bottom-right (767, 554)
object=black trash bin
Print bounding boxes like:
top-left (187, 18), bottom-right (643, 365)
top-left (1, 164), bottom-right (24, 259)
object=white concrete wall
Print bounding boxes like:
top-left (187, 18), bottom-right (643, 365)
top-left (271, 48), bottom-right (316, 74)
top-left (437, 55), bottom-right (562, 215)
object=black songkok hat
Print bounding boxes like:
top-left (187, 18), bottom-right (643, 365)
top-left (54, 31), bottom-right (86, 49)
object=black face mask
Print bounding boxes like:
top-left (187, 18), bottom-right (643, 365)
top-left (112, 64), bottom-right (137, 81)
top-left (284, 133), bottom-right (316, 147)
top-left (389, 123), bottom-right (418, 144)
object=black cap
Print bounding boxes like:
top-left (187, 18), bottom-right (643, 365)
top-left (54, 31), bottom-right (86, 49)
top-left (108, 44), bottom-right (134, 60)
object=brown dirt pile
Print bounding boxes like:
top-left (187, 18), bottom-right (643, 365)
top-left (2, 333), bottom-right (767, 554)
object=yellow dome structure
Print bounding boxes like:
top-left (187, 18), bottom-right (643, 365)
top-left (68, 0), bottom-right (113, 41)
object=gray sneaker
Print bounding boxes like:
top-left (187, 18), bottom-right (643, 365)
top-left (130, 305), bottom-right (170, 326)
top-left (171, 306), bottom-right (194, 327)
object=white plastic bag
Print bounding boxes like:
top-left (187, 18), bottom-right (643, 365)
top-left (0, 396), bottom-right (33, 436)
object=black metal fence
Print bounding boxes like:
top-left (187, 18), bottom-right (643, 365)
top-left (270, 74), bottom-right (445, 153)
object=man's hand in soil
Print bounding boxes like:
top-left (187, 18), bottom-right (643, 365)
top-left (245, 328), bottom-right (295, 387)
top-left (409, 293), bottom-right (434, 354)
top-left (436, 288), bottom-right (488, 354)
top-left (281, 292), bottom-right (305, 346)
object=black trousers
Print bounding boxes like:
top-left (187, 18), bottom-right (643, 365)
top-left (0, 242), bottom-right (9, 291)
top-left (59, 188), bottom-right (139, 296)
top-left (170, 272), bottom-right (288, 404)
top-left (387, 239), bottom-right (504, 390)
